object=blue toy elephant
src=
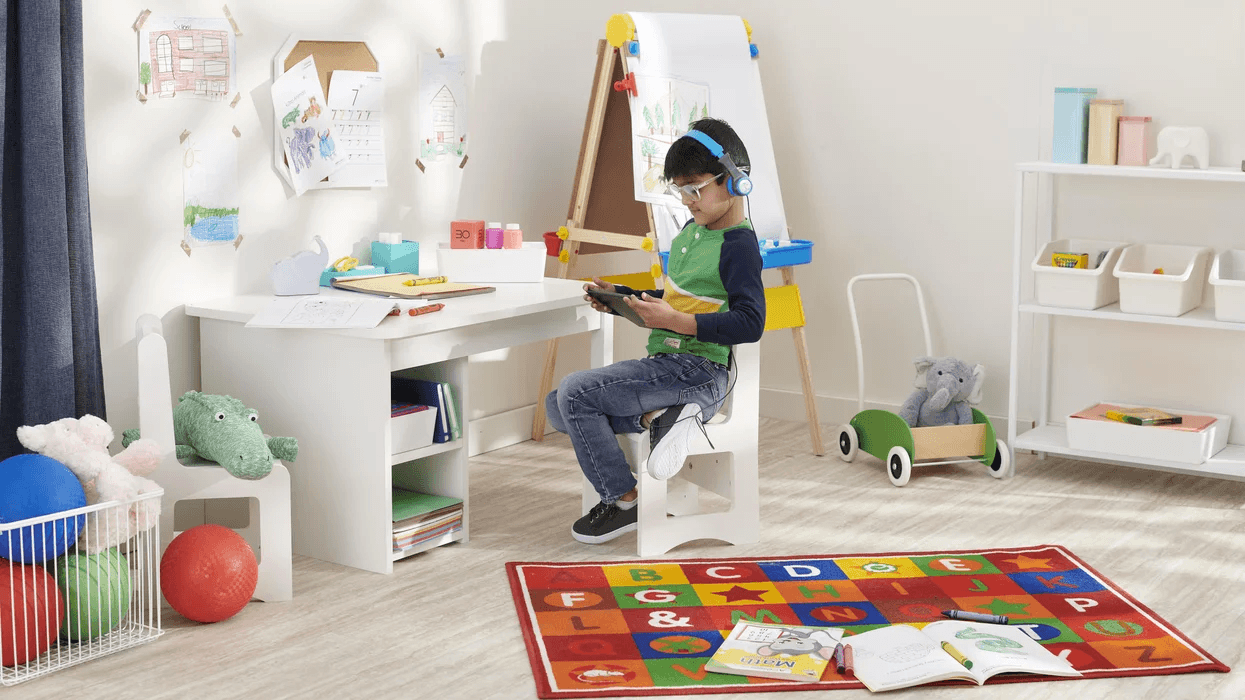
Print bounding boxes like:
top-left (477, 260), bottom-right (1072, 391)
top-left (898, 356), bottom-right (985, 428)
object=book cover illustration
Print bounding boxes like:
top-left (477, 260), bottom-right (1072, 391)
top-left (1104, 407), bottom-right (1182, 426)
top-left (1071, 403), bottom-right (1215, 433)
top-left (705, 621), bottom-right (843, 682)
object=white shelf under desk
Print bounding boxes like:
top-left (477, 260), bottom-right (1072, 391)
top-left (1013, 424), bottom-right (1245, 482)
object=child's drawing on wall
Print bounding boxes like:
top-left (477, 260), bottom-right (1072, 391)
top-left (182, 132), bottom-right (240, 248)
top-left (319, 128), bottom-right (336, 159)
top-left (270, 55), bottom-right (346, 195)
top-left (419, 53), bottom-right (469, 162)
top-left (136, 15), bottom-right (236, 103)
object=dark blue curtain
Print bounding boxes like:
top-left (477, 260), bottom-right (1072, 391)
top-left (0, 0), bottom-right (105, 458)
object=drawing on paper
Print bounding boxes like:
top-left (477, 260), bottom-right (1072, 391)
top-left (271, 55), bottom-right (347, 195)
top-left (419, 54), bottom-right (468, 161)
top-left (629, 75), bottom-right (709, 204)
top-left (137, 16), bottom-right (236, 102)
top-left (182, 133), bottom-right (239, 247)
top-left (283, 299), bottom-right (355, 326)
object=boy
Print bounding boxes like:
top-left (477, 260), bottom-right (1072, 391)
top-left (545, 118), bottom-right (765, 544)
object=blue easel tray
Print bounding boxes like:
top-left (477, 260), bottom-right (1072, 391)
top-left (659, 238), bottom-right (813, 274)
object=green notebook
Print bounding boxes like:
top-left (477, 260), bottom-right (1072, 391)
top-left (392, 488), bottom-right (462, 522)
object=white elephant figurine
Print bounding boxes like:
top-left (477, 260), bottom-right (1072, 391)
top-left (1149, 126), bottom-right (1209, 170)
top-left (270, 235), bottom-right (329, 296)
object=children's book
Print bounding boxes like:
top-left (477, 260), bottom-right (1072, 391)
top-left (441, 382), bottom-right (462, 440)
top-left (847, 621), bottom-right (1080, 692)
top-left (393, 378), bottom-right (451, 442)
top-left (1104, 407), bottom-right (1182, 426)
top-left (704, 621), bottom-right (844, 683)
top-left (1071, 403), bottom-right (1215, 433)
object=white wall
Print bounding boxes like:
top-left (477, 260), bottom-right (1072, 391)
top-left (86, 1), bottom-right (1245, 450)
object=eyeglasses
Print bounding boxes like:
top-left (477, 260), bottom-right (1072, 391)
top-left (666, 174), bottom-right (723, 202)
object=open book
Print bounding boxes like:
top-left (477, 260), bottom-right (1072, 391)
top-left (848, 621), bottom-right (1080, 692)
top-left (704, 621), bottom-right (844, 683)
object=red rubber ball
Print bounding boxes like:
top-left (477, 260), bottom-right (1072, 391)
top-left (0, 561), bottom-right (64, 667)
top-left (160, 524), bottom-right (258, 623)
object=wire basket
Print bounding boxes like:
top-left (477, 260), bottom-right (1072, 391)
top-left (1, 490), bottom-right (163, 685)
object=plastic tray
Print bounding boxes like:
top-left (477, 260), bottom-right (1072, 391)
top-left (1031, 239), bottom-right (1128, 310)
top-left (1112, 244), bottom-right (1212, 317)
top-left (1209, 249), bottom-right (1245, 322)
top-left (659, 238), bottom-right (813, 274)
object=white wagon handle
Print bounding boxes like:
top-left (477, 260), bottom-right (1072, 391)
top-left (846, 274), bottom-right (933, 414)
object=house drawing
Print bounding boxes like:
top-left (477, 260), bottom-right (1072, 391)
top-left (149, 28), bottom-right (230, 99)
top-left (430, 85), bottom-right (457, 146)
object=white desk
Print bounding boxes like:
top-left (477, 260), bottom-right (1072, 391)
top-left (185, 280), bottom-right (605, 574)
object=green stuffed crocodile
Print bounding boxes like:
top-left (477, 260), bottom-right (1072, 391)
top-left (123, 391), bottom-right (297, 480)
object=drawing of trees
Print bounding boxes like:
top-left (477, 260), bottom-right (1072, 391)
top-left (687, 102), bottom-right (697, 131)
top-left (641, 139), bottom-right (657, 167)
top-left (643, 105), bottom-right (654, 134)
top-left (654, 103), bottom-right (665, 134)
top-left (139, 62), bottom-right (151, 95)
top-left (701, 104), bottom-right (708, 120)
top-left (671, 101), bottom-right (681, 136)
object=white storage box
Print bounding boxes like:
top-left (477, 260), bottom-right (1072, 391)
top-left (1112, 244), bottom-right (1212, 317)
top-left (436, 242), bottom-right (546, 283)
top-left (1209, 249), bottom-right (1245, 322)
top-left (391, 405), bottom-right (438, 455)
top-left (1031, 238), bottom-right (1128, 309)
top-left (1067, 404), bottom-right (1230, 465)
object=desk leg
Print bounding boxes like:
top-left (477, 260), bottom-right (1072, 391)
top-left (532, 338), bottom-right (560, 441)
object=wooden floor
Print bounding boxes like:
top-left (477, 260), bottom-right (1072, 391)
top-left (16, 418), bottom-right (1245, 699)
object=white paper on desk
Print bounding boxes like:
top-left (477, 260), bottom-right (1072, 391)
top-left (327, 70), bottom-right (387, 187)
top-left (271, 55), bottom-right (347, 195)
top-left (246, 297), bottom-right (396, 329)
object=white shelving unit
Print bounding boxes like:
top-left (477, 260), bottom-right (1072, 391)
top-left (1008, 161), bottom-right (1245, 482)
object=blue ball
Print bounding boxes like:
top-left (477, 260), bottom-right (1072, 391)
top-left (0, 454), bottom-right (86, 563)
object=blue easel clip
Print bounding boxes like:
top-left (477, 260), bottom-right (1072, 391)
top-left (749, 44), bottom-right (759, 58)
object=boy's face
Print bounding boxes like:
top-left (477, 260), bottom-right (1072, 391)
top-left (672, 172), bottom-right (733, 229)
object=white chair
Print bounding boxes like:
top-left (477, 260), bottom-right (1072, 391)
top-left (582, 342), bottom-right (761, 557)
top-left (136, 314), bottom-right (293, 601)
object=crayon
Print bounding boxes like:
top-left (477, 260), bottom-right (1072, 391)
top-left (402, 275), bottom-right (448, 286)
top-left (833, 643), bottom-right (845, 674)
top-left (843, 644), bottom-right (854, 676)
top-left (941, 641), bottom-right (972, 669)
top-left (408, 303), bottom-right (445, 316)
top-left (941, 609), bottom-right (1008, 624)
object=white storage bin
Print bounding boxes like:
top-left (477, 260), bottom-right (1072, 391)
top-left (436, 242), bottom-right (546, 283)
top-left (1066, 404), bottom-right (1230, 465)
top-left (391, 406), bottom-right (438, 454)
top-left (1209, 249), bottom-right (1245, 322)
top-left (1112, 244), bottom-right (1212, 317)
top-left (1031, 238), bottom-right (1128, 309)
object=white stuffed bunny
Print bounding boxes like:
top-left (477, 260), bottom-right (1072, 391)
top-left (16, 415), bottom-right (162, 553)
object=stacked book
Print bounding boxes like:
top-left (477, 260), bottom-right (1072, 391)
top-left (392, 488), bottom-right (463, 553)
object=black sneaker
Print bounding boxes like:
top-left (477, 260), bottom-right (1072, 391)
top-left (647, 404), bottom-right (703, 480)
top-left (571, 501), bottom-right (637, 544)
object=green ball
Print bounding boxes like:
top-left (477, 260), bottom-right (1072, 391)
top-left (52, 548), bottom-right (131, 641)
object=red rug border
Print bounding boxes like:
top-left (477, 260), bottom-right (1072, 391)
top-left (506, 544), bottom-right (1229, 699)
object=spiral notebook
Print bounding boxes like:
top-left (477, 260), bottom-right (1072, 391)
top-left (331, 272), bottom-right (494, 300)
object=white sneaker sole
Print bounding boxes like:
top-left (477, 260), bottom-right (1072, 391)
top-left (571, 522), bottom-right (637, 544)
top-left (647, 404), bottom-right (702, 480)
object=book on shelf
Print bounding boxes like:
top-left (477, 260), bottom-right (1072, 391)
top-left (847, 621), bottom-right (1081, 692)
top-left (391, 488), bottom-right (463, 552)
top-left (391, 402), bottom-right (431, 418)
top-left (394, 378), bottom-right (453, 442)
top-left (1104, 407), bottom-right (1182, 426)
top-left (392, 488), bottom-right (461, 523)
top-left (393, 515), bottom-right (462, 551)
top-left (441, 382), bottom-right (462, 441)
top-left (1070, 403), bottom-right (1215, 432)
top-left (704, 621), bottom-right (844, 683)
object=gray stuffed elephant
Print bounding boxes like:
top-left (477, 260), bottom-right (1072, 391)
top-left (898, 356), bottom-right (985, 428)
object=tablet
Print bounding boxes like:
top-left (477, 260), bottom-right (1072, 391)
top-left (586, 288), bottom-right (648, 327)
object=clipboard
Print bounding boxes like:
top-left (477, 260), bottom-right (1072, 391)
top-left (331, 273), bottom-right (495, 300)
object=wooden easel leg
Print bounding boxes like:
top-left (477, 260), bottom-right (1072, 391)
top-left (532, 337), bottom-right (560, 441)
top-left (781, 267), bottom-right (824, 456)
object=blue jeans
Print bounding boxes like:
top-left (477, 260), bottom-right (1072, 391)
top-left (545, 353), bottom-right (730, 504)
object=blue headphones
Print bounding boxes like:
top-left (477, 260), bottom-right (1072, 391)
top-left (682, 130), bottom-right (753, 197)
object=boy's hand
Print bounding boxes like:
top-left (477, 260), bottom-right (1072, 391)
top-left (583, 277), bottom-right (615, 313)
top-left (625, 292), bottom-right (688, 332)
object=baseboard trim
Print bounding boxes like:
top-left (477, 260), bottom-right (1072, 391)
top-left (468, 389), bottom-right (1028, 457)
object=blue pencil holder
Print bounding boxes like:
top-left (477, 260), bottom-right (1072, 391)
top-left (372, 240), bottom-right (420, 276)
top-left (1052, 87), bottom-right (1097, 164)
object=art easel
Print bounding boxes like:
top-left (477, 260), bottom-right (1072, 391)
top-left (531, 21), bottom-right (825, 456)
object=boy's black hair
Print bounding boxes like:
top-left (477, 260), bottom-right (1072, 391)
top-left (663, 117), bottom-right (750, 182)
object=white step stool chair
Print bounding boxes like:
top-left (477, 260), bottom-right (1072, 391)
top-left (136, 314), bottom-right (293, 601)
top-left (582, 342), bottom-right (761, 556)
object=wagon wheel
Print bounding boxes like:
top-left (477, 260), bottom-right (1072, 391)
top-left (988, 438), bottom-right (1011, 478)
top-left (837, 424), bottom-right (858, 462)
top-left (886, 446), bottom-right (912, 487)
